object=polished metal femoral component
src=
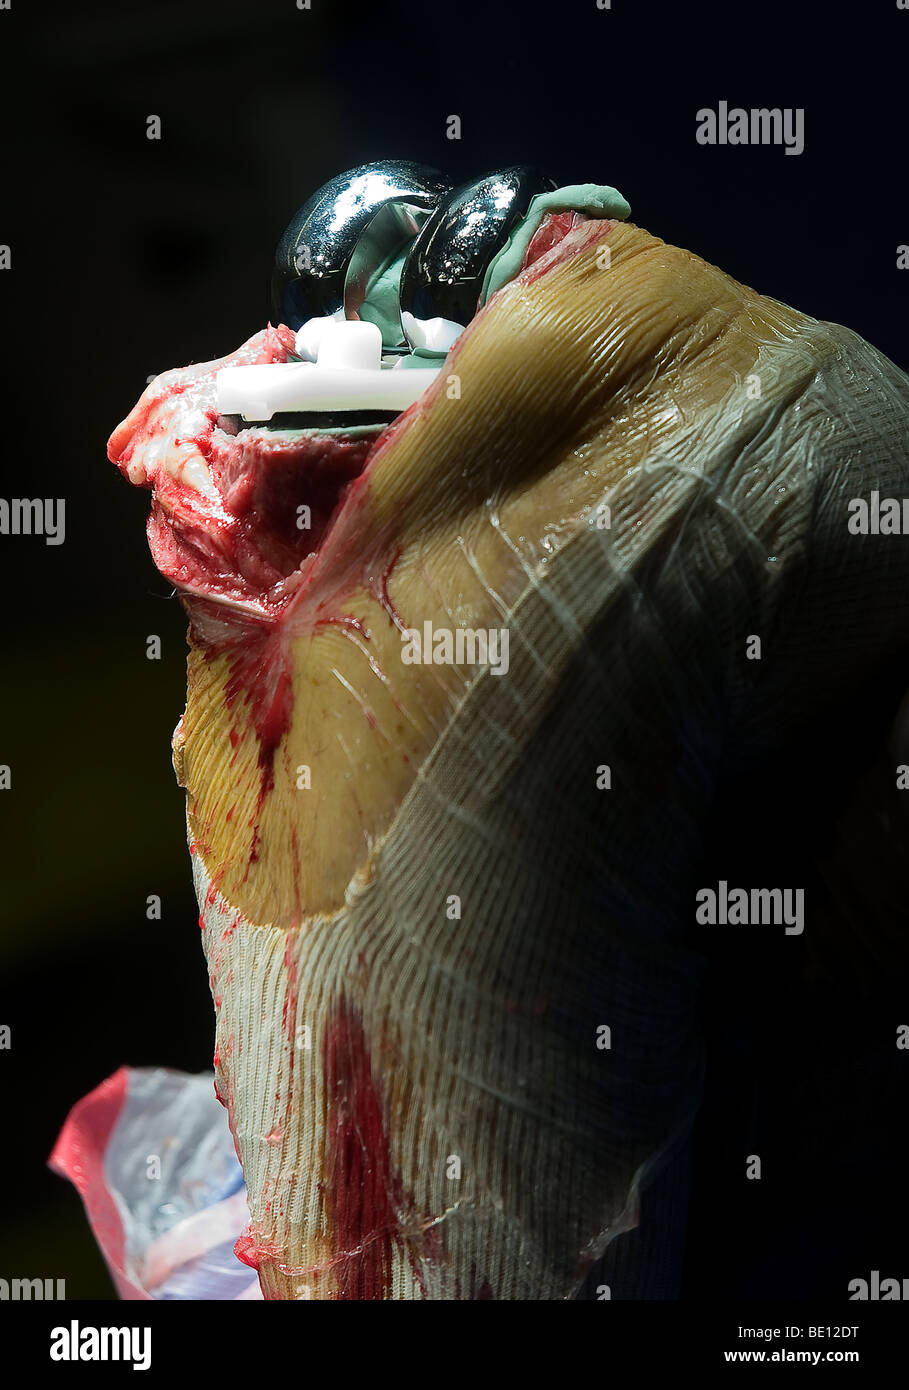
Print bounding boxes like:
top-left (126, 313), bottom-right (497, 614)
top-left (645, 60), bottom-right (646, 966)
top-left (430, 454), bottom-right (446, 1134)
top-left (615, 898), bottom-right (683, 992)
top-left (398, 166), bottom-right (558, 352)
top-left (270, 161), bottom-right (451, 344)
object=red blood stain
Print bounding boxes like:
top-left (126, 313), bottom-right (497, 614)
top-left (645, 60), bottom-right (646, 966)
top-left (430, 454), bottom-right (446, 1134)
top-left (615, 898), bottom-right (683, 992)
top-left (234, 1232), bottom-right (283, 1271)
top-left (522, 209), bottom-right (579, 266)
top-left (321, 997), bottom-right (403, 1300)
top-left (374, 546), bottom-right (406, 634)
top-left (519, 214), bottom-right (617, 291)
top-left (282, 936), bottom-right (298, 1032)
top-left (222, 631), bottom-right (293, 806)
top-left (290, 825), bottom-right (302, 922)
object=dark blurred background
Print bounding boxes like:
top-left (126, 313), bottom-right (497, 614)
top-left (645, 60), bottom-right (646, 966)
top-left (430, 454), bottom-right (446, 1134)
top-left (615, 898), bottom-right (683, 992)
top-left (0, 0), bottom-right (906, 1298)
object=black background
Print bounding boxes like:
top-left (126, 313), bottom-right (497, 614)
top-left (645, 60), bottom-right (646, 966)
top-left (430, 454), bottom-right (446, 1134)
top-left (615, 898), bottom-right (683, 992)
top-left (0, 0), bottom-right (907, 1299)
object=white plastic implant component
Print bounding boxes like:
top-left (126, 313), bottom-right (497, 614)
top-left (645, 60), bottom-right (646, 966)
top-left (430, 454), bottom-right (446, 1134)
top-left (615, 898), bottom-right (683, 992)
top-left (315, 319), bottom-right (383, 371)
top-left (294, 311), bottom-right (345, 361)
top-left (222, 318), bottom-right (442, 420)
top-left (216, 362), bottom-right (441, 420)
top-left (401, 311), bottom-right (464, 353)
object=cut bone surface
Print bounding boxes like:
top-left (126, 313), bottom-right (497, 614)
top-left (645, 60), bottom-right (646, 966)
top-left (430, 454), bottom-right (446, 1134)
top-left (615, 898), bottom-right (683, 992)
top-left (109, 212), bottom-right (909, 1299)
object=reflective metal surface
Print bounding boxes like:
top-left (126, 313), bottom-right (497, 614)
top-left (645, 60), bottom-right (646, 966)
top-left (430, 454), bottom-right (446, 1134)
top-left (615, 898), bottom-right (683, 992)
top-left (398, 166), bottom-right (558, 350)
top-left (270, 160), bottom-right (451, 334)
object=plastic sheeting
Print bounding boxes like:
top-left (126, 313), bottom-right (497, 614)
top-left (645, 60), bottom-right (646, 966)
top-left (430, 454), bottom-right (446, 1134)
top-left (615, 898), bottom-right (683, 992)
top-left (50, 1067), bottom-right (261, 1300)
